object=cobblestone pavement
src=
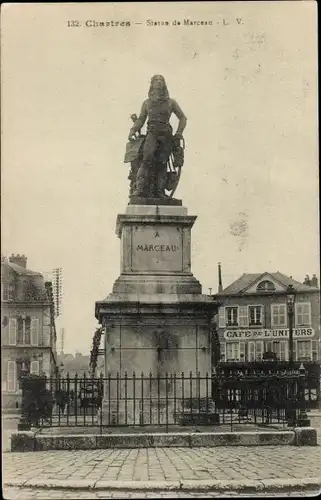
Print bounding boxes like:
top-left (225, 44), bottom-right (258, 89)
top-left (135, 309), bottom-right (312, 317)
top-left (3, 486), bottom-right (320, 498)
top-left (3, 446), bottom-right (321, 484)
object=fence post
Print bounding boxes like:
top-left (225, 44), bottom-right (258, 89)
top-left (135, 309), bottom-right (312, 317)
top-left (286, 369), bottom-right (297, 427)
top-left (297, 363), bottom-right (310, 427)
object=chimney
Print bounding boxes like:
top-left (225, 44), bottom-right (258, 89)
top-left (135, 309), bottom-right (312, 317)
top-left (9, 253), bottom-right (27, 268)
top-left (218, 262), bottom-right (223, 293)
top-left (311, 274), bottom-right (319, 288)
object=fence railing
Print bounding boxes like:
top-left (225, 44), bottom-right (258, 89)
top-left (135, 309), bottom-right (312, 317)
top-left (16, 363), bottom-right (316, 432)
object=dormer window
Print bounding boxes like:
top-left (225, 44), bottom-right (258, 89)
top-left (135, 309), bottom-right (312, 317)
top-left (256, 280), bottom-right (275, 292)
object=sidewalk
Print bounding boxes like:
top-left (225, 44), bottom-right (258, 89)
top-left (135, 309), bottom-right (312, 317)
top-left (3, 446), bottom-right (321, 494)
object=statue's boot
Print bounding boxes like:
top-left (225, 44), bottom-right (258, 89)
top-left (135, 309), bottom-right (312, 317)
top-left (154, 163), bottom-right (168, 198)
top-left (132, 161), bottom-right (150, 196)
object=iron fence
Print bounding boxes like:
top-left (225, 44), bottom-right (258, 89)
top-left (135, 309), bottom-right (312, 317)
top-left (14, 365), bottom-right (310, 432)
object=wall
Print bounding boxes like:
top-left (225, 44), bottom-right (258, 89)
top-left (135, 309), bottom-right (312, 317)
top-left (105, 321), bottom-right (211, 376)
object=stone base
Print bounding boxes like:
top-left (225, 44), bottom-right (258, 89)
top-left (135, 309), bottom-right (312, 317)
top-left (129, 196), bottom-right (182, 206)
top-left (294, 427), bottom-right (317, 445)
top-left (96, 292), bottom-right (216, 377)
top-left (112, 274), bottom-right (202, 294)
top-left (11, 428), bottom-right (318, 451)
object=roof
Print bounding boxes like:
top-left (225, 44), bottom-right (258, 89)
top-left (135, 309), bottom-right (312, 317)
top-left (219, 271), bottom-right (319, 295)
top-left (2, 259), bottom-right (43, 277)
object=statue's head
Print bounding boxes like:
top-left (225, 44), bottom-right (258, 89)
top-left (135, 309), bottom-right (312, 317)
top-left (148, 74), bottom-right (169, 101)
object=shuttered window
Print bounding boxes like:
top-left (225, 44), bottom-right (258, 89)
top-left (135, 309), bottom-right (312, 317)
top-left (8, 318), bottom-right (17, 345)
top-left (31, 318), bottom-right (39, 346)
top-left (256, 341), bottom-right (264, 360)
top-left (312, 340), bottom-right (318, 361)
top-left (295, 303), bottom-right (311, 327)
top-left (239, 342), bottom-right (245, 361)
top-left (218, 308), bottom-right (225, 328)
top-left (7, 361), bottom-right (17, 392)
top-left (271, 304), bottom-right (287, 327)
top-left (2, 316), bottom-right (9, 344)
top-left (297, 340), bottom-right (311, 361)
top-left (248, 341), bottom-right (255, 361)
top-left (42, 326), bottom-right (51, 346)
top-left (239, 306), bottom-right (248, 327)
top-left (25, 316), bottom-right (31, 344)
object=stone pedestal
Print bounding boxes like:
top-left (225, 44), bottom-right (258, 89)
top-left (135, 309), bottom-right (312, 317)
top-left (95, 204), bottom-right (219, 426)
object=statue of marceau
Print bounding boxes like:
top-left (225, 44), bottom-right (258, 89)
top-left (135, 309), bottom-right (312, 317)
top-left (124, 75), bottom-right (187, 201)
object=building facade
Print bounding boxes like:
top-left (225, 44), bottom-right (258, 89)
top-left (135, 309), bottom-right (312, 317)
top-left (215, 272), bottom-right (320, 363)
top-left (1, 254), bottom-right (58, 408)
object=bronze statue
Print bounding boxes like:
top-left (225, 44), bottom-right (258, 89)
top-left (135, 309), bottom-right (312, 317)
top-left (124, 75), bottom-right (187, 200)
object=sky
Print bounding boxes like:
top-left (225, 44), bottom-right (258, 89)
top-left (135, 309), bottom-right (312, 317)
top-left (1, 2), bottom-right (319, 354)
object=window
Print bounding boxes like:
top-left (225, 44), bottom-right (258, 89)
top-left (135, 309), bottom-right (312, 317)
top-left (226, 307), bottom-right (238, 326)
top-left (43, 326), bottom-right (51, 346)
top-left (226, 342), bottom-right (240, 361)
top-left (272, 340), bottom-right (288, 361)
top-left (295, 303), bottom-right (311, 327)
top-left (16, 316), bottom-right (32, 344)
top-left (2, 316), bottom-right (9, 344)
top-left (7, 361), bottom-right (17, 392)
top-left (8, 318), bottom-right (17, 345)
top-left (249, 306), bottom-right (263, 326)
top-left (256, 341), bottom-right (264, 360)
top-left (25, 317), bottom-right (31, 344)
top-left (248, 341), bottom-right (264, 361)
top-left (17, 317), bottom-right (24, 344)
top-left (218, 308), bottom-right (225, 328)
top-left (2, 283), bottom-right (15, 301)
top-left (312, 340), bottom-right (318, 361)
top-left (239, 306), bottom-right (248, 327)
top-left (257, 280), bottom-right (275, 292)
top-left (248, 342), bottom-right (255, 362)
top-left (271, 304), bottom-right (287, 327)
top-left (31, 318), bottom-right (39, 346)
top-left (239, 342), bottom-right (245, 361)
top-left (297, 340), bottom-right (311, 361)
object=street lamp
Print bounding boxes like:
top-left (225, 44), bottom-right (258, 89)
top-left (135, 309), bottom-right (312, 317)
top-left (286, 284), bottom-right (296, 364)
top-left (286, 284), bottom-right (297, 426)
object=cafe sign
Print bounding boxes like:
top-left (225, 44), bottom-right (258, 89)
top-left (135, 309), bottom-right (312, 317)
top-left (224, 328), bottom-right (315, 340)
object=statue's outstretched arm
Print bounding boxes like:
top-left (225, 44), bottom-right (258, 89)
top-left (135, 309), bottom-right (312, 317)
top-left (172, 99), bottom-right (187, 136)
top-left (129, 101), bottom-right (148, 138)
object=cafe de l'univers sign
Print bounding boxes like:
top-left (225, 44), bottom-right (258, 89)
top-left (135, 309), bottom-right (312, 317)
top-left (224, 328), bottom-right (315, 340)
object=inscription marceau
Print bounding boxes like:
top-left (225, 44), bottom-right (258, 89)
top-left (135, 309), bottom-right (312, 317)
top-left (137, 244), bottom-right (179, 252)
